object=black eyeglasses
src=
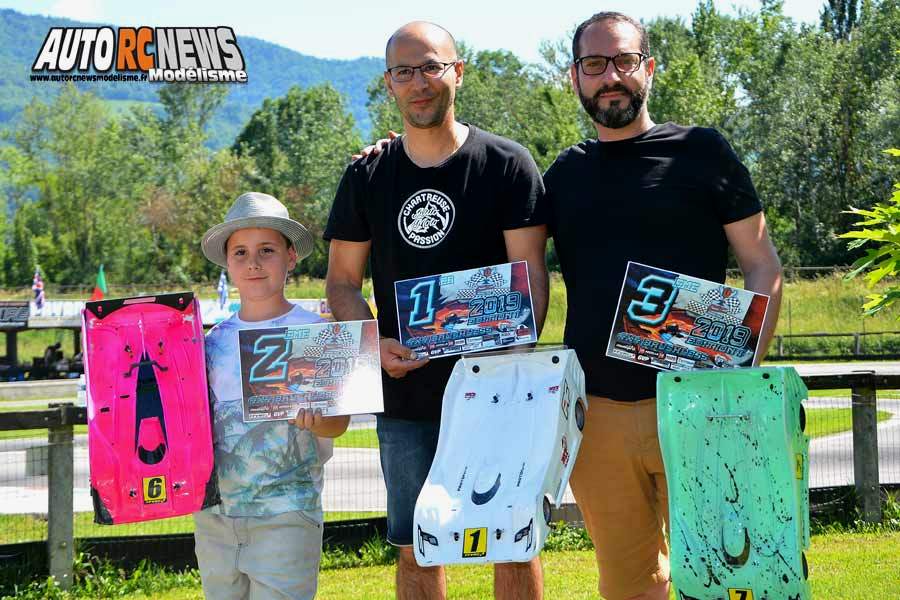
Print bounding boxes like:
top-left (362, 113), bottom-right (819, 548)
top-left (574, 53), bottom-right (648, 75)
top-left (386, 61), bottom-right (458, 83)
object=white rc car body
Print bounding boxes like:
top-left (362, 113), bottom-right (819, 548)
top-left (414, 348), bottom-right (587, 566)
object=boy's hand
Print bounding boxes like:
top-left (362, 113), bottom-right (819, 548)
top-left (351, 130), bottom-right (398, 160)
top-left (293, 408), bottom-right (350, 437)
top-left (380, 337), bottom-right (429, 378)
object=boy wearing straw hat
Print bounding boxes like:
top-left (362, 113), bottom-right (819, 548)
top-left (195, 191), bottom-right (350, 600)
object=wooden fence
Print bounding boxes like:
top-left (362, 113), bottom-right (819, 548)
top-left (0, 365), bottom-right (898, 590)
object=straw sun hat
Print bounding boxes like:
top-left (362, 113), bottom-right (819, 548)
top-left (201, 192), bottom-right (315, 268)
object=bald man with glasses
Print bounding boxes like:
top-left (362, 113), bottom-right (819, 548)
top-left (324, 21), bottom-right (550, 600)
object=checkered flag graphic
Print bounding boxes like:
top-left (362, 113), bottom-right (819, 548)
top-left (303, 325), bottom-right (356, 358)
top-left (456, 268), bottom-right (509, 300)
top-left (685, 287), bottom-right (744, 325)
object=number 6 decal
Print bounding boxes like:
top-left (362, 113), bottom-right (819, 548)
top-left (142, 476), bottom-right (167, 504)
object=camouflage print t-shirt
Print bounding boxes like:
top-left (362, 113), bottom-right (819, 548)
top-left (204, 304), bottom-right (331, 517)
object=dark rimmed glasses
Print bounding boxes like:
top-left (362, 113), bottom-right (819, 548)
top-left (575, 53), bottom-right (648, 75)
top-left (386, 61), bottom-right (458, 83)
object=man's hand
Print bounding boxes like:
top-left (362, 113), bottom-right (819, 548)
top-left (352, 130), bottom-right (399, 160)
top-left (292, 408), bottom-right (351, 438)
top-left (380, 336), bottom-right (428, 378)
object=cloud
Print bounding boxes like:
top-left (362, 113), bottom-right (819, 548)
top-left (49, 0), bottom-right (104, 23)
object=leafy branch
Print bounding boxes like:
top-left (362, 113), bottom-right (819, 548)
top-left (841, 149), bottom-right (900, 316)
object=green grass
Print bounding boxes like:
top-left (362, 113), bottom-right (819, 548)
top-left (9, 531), bottom-right (899, 599)
top-left (16, 329), bottom-right (80, 368)
top-left (539, 272), bottom-right (900, 348)
top-left (0, 512), bottom-right (195, 545)
top-left (314, 532), bottom-right (900, 600)
top-left (538, 274), bottom-right (567, 345)
top-left (0, 427), bottom-right (375, 445)
top-left (807, 388), bottom-right (900, 399)
top-left (773, 274), bottom-right (900, 334)
top-left (0, 394), bottom-right (75, 403)
top-left (0, 426), bottom-right (88, 441)
top-left (1, 403), bottom-right (891, 447)
top-left (335, 427), bottom-right (378, 449)
top-left (0, 404), bottom-right (50, 412)
top-left (0, 404), bottom-right (379, 447)
top-left (0, 511), bottom-right (386, 545)
top-left (806, 407), bottom-right (892, 438)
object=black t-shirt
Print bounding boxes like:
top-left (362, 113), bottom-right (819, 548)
top-left (324, 124), bottom-right (545, 421)
top-left (541, 123), bottom-right (762, 401)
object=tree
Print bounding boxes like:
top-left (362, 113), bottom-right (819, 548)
top-left (646, 9), bottom-right (737, 132)
top-left (822, 0), bottom-right (861, 39)
top-left (4, 206), bottom-right (33, 287)
top-left (0, 83), bottom-right (256, 286)
top-left (367, 43), bottom-right (587, 172)
top-left (157, 83), bottom-right (228, 132)
top-left (1, 85), bottom-right (134, 284)
top-left (114, 84), bottom-right (254, 284)
top-left (456, 47), bottom-right (585, 170)
top-left (656, 0), bottom-right (900, 266)
top-left (233, 84), bottom-right (362, 276)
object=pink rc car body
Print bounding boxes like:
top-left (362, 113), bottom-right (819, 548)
top-left (83, 292), bottom-right (217, 525)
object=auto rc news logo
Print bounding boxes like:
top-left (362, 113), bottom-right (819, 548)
top-left (31, 27), bottom-right (247, 84)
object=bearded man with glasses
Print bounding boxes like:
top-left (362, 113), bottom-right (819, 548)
top-left (324, 21), bottom-right (549, 600)
top-left (538, 12), bottom-right (783, 600)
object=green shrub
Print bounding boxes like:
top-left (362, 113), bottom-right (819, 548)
top-left (841, 149), bottom-right (900, 318)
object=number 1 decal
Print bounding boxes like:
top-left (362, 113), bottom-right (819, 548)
top-left (462, 527), bottom-right (488, 558)
top-left (409, 280), bottom-right (438, 327)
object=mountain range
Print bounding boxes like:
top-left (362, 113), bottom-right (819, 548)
top-left (0, 9), bottom-right (384, 147)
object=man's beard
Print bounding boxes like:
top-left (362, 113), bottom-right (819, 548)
top-left (399, 88), bottom-right (453, 129)
top-left (578, 82), bottom-right (648, 129)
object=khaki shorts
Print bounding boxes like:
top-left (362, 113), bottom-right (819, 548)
top-left (193, 508), bottom-right (323, 600)
top-left (570, 396), bottom-right (670, 600)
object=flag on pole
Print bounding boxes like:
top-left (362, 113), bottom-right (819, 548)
top-left (90, 264), bottom-right (108, 301)
top-left (32, 268), bottom-right (45, 310)
top-left (217, 269), bottom-right (229, 309)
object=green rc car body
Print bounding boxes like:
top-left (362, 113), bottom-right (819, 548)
top-left (657, 367), bottom-right (810, 600)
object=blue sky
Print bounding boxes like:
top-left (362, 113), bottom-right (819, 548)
top-left (1, 0), bottom-right (826, 63)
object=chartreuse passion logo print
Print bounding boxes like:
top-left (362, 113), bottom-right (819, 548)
top-left (31, 27), bottom-right (247, 84)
